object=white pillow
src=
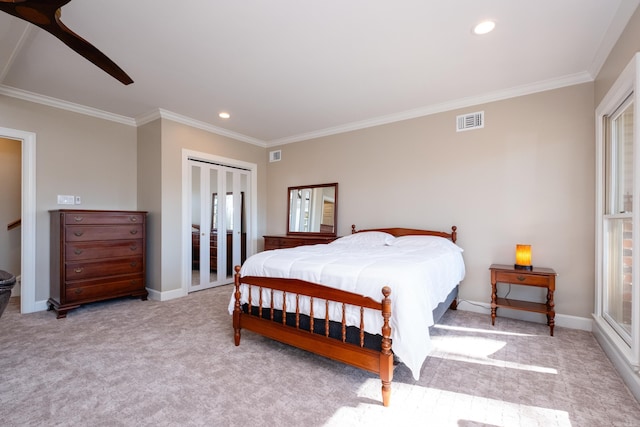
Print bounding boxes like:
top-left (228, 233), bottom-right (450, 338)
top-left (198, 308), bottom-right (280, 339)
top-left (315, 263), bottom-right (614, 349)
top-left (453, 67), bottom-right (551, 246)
top-left (388, 235), bottom-right (463, 252)
top-left (330, 231), bottom-right (396, 246)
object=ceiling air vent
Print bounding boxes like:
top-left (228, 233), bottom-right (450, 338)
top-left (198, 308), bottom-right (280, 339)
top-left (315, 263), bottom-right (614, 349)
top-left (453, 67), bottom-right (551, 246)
top-left (269, 150), bottom-right (282, 162)
top-left (456, 111), bottom-right (484, 132)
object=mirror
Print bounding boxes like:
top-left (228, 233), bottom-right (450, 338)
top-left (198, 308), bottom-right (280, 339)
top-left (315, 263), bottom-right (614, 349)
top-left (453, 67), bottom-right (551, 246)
top-left (287, 183), bottom-right (338, 236)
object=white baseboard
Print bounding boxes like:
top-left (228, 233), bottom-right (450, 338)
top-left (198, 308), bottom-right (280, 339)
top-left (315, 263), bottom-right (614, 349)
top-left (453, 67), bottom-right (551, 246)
top-left (34, 299), bottom-right (48, 312)
top-left (146, 286), bottom-right (187, 302)
top-left (592, 318), bottom-right (640, 402)
top-left (456, 299), bottom-right (593, 332)
top-left (30, 287), bottom-right (186, 313)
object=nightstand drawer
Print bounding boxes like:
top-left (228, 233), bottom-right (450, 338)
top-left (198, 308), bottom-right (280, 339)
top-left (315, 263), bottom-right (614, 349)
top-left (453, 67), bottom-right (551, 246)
top-left (494, 271), bottom-right (550, 286)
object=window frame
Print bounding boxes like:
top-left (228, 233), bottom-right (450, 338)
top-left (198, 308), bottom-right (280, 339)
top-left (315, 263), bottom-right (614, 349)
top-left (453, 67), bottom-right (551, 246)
top-left (595, 53), bottom-right (640, 369)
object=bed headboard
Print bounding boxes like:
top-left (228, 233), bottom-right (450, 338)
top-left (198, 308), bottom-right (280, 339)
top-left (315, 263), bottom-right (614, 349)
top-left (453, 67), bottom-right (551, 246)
top-left (351, 224), bottom-right (458, 243)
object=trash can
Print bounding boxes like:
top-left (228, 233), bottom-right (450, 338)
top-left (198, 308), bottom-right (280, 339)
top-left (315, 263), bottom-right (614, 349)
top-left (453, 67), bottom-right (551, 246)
top-left (0, 270), bottom-right (17, 318)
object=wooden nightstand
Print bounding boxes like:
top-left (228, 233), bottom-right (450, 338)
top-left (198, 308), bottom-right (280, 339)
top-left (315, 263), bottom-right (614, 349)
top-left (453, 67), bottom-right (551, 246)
top-left (489, 264), bottom-right (557, 336)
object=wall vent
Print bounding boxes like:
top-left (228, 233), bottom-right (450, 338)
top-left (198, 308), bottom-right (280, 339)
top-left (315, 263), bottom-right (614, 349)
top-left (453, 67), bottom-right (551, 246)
top-left (456, 111), bottom-right (484, 132)
top-left (269, 150), bottom-right (282, 162)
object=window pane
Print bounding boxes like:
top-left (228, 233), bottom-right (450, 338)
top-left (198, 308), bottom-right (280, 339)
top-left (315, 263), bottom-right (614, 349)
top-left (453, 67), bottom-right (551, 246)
top-left (607, 101), bottom-right (634, 214)
top-left (605, 218), bottom-right (633, 340)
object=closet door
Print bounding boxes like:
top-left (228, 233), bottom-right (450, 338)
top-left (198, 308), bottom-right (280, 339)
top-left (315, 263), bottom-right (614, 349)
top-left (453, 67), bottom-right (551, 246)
top-left (189, 160), bottom-right (248, 292)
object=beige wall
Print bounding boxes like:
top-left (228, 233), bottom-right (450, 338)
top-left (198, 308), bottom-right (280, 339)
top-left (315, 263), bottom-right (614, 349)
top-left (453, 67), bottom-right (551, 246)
top-left (0, 137), bottom-right (21, 278)
top-left (137, 120), bottom-right (163, 292)
top-left (0, 95), bottom-right (138, 301)
top-left (267, 83), bottom-right (595, 319)
top-left (141, 118), bottom-right (267, 293)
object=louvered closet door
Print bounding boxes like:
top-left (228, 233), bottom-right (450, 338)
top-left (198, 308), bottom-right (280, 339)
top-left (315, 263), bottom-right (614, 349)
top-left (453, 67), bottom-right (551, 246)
top-left (189, 159), bottom-right (249, 292)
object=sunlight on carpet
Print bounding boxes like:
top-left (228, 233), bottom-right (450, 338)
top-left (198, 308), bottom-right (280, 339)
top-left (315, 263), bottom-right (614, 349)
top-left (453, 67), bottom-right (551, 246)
top-left (323, 380), bottom-right (572, 427)
top-left (430, 335), bottom-right (558, 374)
top-left (433, 323), bottom-right (539, 337)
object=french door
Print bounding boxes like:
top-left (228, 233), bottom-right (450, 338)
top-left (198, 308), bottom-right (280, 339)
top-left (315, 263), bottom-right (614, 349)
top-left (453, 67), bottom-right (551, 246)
top-left (189, 159), bottom-right (249, 292)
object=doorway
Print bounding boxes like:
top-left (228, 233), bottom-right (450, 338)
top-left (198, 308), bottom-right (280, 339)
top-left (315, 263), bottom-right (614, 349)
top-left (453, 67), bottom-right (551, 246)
top-left (0, 137), bottom-right (21, 297)
top-left (0, 127), bottom-right (36, 314)
top-left (186, 153), bottom-right (252, 292)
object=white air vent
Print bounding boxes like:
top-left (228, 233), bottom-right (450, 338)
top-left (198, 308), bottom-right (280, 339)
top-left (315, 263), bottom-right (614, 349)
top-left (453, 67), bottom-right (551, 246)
top-left (456, 111), bottom-right (484, 132)
top-left (269, 150), bottom-right (282, 162)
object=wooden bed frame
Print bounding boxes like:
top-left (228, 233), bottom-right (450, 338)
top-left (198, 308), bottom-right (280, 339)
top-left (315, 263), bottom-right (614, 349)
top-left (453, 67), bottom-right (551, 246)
top-left (232, 224), bottom-right (458, 407)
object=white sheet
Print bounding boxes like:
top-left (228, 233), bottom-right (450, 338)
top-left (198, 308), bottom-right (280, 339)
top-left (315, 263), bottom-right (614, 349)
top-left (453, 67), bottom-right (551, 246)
top-left (227, 236), bottom-right (465, 380)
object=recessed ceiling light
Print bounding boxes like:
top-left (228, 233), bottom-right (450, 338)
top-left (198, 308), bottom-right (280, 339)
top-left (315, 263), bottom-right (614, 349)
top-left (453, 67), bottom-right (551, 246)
top-left (473, 20), bottom-right (495, 35)
top-left (219, 112), bottom-right (230, 119)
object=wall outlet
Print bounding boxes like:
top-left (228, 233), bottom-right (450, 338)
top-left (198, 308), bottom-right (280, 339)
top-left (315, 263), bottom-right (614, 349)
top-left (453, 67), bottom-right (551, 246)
top-left (75, 196), bottom-right (81, 204)
top-left (57, 195), bottom-right (75, 205)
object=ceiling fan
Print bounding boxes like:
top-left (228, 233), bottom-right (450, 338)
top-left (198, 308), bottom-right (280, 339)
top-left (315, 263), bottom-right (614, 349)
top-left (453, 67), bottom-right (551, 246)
top-left (0, 0), bottom-right (133, 84)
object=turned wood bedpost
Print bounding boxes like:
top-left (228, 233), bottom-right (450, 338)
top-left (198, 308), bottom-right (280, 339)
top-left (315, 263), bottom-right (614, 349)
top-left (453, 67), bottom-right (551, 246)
top-left (451, 225), bottom-right (457, 243)
top-left (233, 265), bottom-right (242, 346)
top-left (380, 286), bottom-right (393, 407)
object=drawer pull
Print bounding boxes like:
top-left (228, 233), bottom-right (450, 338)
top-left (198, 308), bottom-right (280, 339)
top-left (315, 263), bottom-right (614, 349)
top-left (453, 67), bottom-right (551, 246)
top-left (74, 249), bottom-right (83, 255)
top-left (130, 245), bottom-right (138, 251)
top-left (129, 216), bottom-right (138, 222)
top-left (130, 261), bottom-right (138, 268)
top-left (74, 267), bottom-right (84, 274)
top-left (130, 279), bottom-right (139, 285)
top-left (74, 231), bottom-right (84, 237)
top-left (516, 275), bottom-right (526, 281)
top-left (74, 289), bottom-right (83, 295)
top-left (130, 229), bottom-right (138, 235)
top-left (74, 216), bottom-right (84, 222)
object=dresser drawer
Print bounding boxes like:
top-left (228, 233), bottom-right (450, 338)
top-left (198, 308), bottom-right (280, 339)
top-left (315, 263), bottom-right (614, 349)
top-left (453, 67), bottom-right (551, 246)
top-left (65, 224), bottom-right (143, 241)
top-left (65, 239), bottom-right (143, 261)
top-left (65, 275), bottom-right (145, 303)
top-left (63, 212), bottom-right (144, 226)
top-left (66, 256), bottom-right (143, 280)
top-left (493, 271), bottom-right (550, 287)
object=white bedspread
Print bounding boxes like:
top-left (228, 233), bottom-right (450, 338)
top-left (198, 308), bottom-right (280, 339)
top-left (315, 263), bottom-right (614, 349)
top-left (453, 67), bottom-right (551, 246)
top-left (227, 233), bottom-right (465, 379)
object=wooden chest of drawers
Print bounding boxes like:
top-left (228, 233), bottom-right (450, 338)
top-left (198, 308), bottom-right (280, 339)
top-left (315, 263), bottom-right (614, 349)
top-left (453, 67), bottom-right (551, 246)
top-left (263, 235), bottom-right (338, 250)
top-left (48, 210), bottom-right (148, 318)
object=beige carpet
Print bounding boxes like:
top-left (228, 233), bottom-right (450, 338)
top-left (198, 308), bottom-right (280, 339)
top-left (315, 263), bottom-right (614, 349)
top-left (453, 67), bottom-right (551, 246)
top-left (1, 285), bottom-right (639, 427)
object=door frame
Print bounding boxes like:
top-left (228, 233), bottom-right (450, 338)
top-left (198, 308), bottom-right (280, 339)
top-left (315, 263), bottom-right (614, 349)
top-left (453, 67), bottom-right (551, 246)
top-left (181, 149), bottom-right (257, 295)
top-left (0, 127), bottom-right (36, 314)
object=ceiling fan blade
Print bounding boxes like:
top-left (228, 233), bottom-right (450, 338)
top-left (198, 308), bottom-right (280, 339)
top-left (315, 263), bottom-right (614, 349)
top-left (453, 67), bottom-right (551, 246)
top-left (0, 0), bottom-right (133, 85)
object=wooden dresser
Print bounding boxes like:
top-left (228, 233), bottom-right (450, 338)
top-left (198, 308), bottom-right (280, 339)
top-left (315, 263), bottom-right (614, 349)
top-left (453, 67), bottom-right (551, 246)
top-left (263, 234), bottom-right (338, 251)
top-left (48, 209), bottom-right (148, 318)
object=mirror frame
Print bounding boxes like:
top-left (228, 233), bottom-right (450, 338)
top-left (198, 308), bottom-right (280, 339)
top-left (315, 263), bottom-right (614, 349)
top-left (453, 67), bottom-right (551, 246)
top-left (286, 183), bottom-right (338, 237)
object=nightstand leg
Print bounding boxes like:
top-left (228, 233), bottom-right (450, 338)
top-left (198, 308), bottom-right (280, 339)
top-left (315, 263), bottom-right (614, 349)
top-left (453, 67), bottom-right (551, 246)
top-left (547, 288), bottom-right (555, 336)
top-left (491, 280), bottom-right (497, 326)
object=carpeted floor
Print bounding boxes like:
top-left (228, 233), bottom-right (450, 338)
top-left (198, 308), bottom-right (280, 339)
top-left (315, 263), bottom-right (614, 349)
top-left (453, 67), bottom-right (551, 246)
top-left (1, 285), bottom-right (639, 426)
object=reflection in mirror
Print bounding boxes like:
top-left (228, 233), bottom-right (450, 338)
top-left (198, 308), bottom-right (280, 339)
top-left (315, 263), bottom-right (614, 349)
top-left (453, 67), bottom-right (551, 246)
top-left (287, 183), bottom-right (337, 236)
top-left (212, 192), bottom-right (244, 231)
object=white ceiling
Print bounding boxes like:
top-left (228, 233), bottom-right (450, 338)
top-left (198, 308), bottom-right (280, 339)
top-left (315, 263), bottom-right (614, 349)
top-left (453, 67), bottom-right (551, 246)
top-left (1, 1), bottom-right (638, 147)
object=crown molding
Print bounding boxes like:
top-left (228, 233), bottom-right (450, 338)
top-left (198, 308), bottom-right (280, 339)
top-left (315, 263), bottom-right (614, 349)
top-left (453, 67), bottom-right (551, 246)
top-left (2, 70), bottom-right (593, 148)
top-left (139, 108), bottom-right (267, 148)
top-left (266, 71), bottom-right (594, 147)
top-left (0, 84), bottom-right (136, 126)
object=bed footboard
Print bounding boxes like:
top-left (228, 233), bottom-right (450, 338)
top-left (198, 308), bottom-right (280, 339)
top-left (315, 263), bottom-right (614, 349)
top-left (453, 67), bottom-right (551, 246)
top-left (232, 266), bottom-right (394, 406)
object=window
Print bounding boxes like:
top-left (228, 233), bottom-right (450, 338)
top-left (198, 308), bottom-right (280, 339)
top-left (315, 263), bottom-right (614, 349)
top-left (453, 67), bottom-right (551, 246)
top-left (596, 53), bottom-right (640, 371)
top-left (603, 95), bottom-right (634, 342)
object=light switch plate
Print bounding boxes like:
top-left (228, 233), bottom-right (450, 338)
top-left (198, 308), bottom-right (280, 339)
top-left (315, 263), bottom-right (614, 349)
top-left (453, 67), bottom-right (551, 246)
top-left (57, 195), bottom-right (75, 205)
